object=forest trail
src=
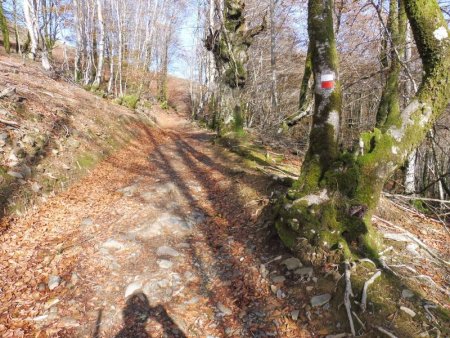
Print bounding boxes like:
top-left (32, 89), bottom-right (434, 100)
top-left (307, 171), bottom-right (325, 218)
top-left (0, 109), bottom-right (318, 337)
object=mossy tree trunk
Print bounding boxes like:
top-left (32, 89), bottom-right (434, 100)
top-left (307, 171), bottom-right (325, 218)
top-left (276, 0), bottom-right (450, 265)
top-left (284, 42), bottom-right (314, 127)
top-left (0, 0), bottom-right (10, 53)
top-left (376, 0), bottom-right (407, 130)
top-left (205, 0), bottom-right (265, 132)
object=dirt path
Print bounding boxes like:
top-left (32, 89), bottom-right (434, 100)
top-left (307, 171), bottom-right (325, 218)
top-left (0, 111), bottom-right (323, 337)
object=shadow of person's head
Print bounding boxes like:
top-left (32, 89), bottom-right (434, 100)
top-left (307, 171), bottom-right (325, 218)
top-left (123, 292), bottom-right (151, 326)
top-left (115, 292), bottom-right (151, 338)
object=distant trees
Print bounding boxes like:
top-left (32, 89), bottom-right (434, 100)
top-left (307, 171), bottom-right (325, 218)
top-left (70, 0), bottom-right (185, 101)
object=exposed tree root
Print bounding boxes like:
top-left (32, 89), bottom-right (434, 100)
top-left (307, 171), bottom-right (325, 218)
top-left (344, 261), bottom-right (356, 336)
top-left (360, 270), bottom-right (382, 312)
top-left (377, 326), bottom-right (398, 338)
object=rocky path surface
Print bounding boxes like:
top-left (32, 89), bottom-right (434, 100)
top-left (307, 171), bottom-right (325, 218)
top-left (0, 112), bottom-right (326, 337)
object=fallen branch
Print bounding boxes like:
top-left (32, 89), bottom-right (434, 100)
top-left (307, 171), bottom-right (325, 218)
top-left (384, 193), bottom-right (450, 204)
top-left (344, 261), bottom-right (356, 336)
top-left (0, 118), bottom-right (19, 127)
top-left (376, 326), bottom-right (398, 338)
top-left (352, 310), bottom-right (366, 330)
top-left (373, 215), bottom-right (450, 267)
top-left (361, 270), bottom-right (382, 312)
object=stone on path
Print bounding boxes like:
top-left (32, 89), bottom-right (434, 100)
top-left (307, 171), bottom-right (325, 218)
top-left (311, 293), bottom-right (331, 307)
top-left (48, 276), bottom-right (61, 291)
top-left (295, 267), bottom-right (313, 278)
top-left (271, 276), bottom-right (286, 283)
top-left (282, 257), bottom-right (302, 270)
top-left (101, 239), bottom-right (125, 250)
top-left (157, 259), bottom-right (173, 269)
top-left (400, 306), bottom-right (416, 317)
top-left (217, 302), bottom-right (232, 316)
top-left (291, 310), bottom-right (300, 321)
top-left (401, 289), bottom-right (414, 299)
top-left (125, 281), bottom-right (143, 298)
top-left (156, 246), bottom-right (180, 257)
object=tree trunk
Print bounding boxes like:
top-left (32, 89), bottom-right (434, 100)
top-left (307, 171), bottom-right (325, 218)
top-left (94, 0), bottom-right (105, 86)
top-left (23, 0), bottom-right (39, 60)
top-left (205, 0), bottom-right (265, 131)
top-left (269, 0), bottom-right (278, 115)
top-left (0, 0), bottom-right (10, 53)
top-left (284, 42), bottom-right (313, 127)
top-left (276, 0), bottom-right (450, 265)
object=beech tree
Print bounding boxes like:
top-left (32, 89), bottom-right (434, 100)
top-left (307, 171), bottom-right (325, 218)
top-left (205, 0), bottom-right (265, 131)
top-left (276, 0), bottom-right (450, 264)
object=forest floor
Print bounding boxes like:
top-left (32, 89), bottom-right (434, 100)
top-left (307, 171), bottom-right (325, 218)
top-left (0, 54), bottom-right (448, 338)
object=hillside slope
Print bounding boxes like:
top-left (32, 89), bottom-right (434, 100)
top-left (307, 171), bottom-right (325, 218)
top-left (0, 55), bottom-right (155, 227)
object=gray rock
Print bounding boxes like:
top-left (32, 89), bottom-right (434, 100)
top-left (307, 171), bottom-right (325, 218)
top-left (101, 239), bottom-right (125, 250)
top-left (48, 276), bottom-right (61, 290)
top-left (400, 306), bottom-right (416, 317)
top-left (118, 184), bottom-right (139, 197)
top-left (295, 267), bottom-right (313, 277)
top-left (22, 135), bottom-right (35, 146)
top-left (7, 171), bottom-right (23, 179)
top-left (21, 165), bottom-right (31, 178)
top-left (401, 289), bottom-right (414, 299)
top-left (156, 246), bottom-right (180, 257)
top-left (291, 310), bottom-right (300, 321)
top-left (71, 272), bottom-right (79, 286)
top-left (311, 293), bottom-right (331, 307)
top-left (59, 317), bottom-right (80, 328)
top-left (217, 302), bottom-right (232, 316)
top-left (31, 182), bottom-right (42, 193)
top-left (68, 139), bottom-right (80, 149)
top-left (271, 275), bottom-right (286, 283)
top-left (8, 151), bottom-right (18, 164)
top-left (125, 281), bottom-right (143, 298)
top-left (0, 132), bottom-right (8, 142)
top-left (282, 257), bottom-right (302, 270)
top-left (157, 259), bottom-right (173, 269)
top-left (81, 218), bottom-right (94, 227)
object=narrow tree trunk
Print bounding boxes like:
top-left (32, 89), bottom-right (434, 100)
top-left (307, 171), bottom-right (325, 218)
top-left (276, 0), bottom-right (450, 265)
top-left (0, 0), bottom-right (10, 53)
top-left (284, 42), bottom-right (313, 127)
top-left (269, 0), bottom-right (278, 114)
top-left (12, 0), bottom-right (20, 54)
top-left (23, 0), bottom-right (39, 59)
top-left (93, 0), bottom-right (105, 86)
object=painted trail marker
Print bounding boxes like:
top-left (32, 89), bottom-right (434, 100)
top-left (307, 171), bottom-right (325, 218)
top-left (321, 73), bottom-right (335, 89)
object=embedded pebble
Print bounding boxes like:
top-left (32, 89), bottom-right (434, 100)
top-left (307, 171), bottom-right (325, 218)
top-left (157, 259), bottom-right (173, 269)
top-left (101, 239), bottom-right (125, 250)
top-left (295, 267), bottom-right (313, 277)
top-left (282, 257), bottom-right (302, 270)
top-left (125, 281), bottom-right (143, 298)
top-left (271, 275), bottom-right (286, 283)
top-left (217, 302), bottom-right (232, 316)
top-left (401, 289), bottom-right (414, 299)
top-left (311, 293), bottom-right (331, 307)
top-left (291, 310), bottom-right (300, 321)
top-left (48, 276), bottom-right (61, 290)
top-left (400, 306), bottom-right (416, 317)
top-left (156, 246), bottom-right (180, 257)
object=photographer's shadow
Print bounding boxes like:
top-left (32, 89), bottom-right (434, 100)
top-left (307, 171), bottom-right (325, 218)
top-left (114, 292), bottom-right (186, 338)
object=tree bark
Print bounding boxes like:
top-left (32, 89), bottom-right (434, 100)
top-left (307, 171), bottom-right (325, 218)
top-left (276, 0), bottom-right (450, 265)
top-left (94, 0), bottom-right (105, 86)
top-left (0, 0), bottom-right (10, 53)
top-left (23, 0), bottom-right (39, 60)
